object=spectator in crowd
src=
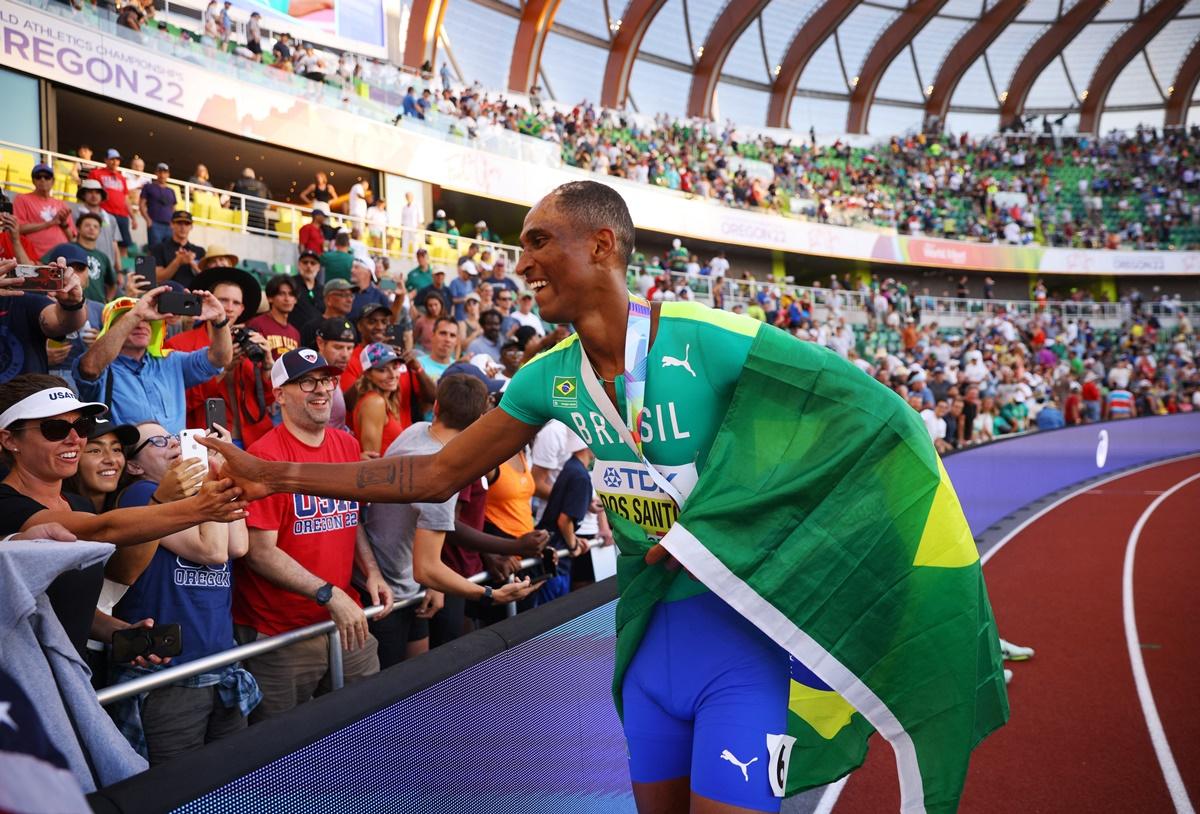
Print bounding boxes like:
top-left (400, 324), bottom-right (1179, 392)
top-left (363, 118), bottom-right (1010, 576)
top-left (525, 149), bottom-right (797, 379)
top-left (1063, 382), bottom-right (1083, 425)
top-left (70, 144), bottom-right (94, 185)
top-left (1081, 373), bottom-right (1103, 422)
top-left (457, 291), bottom-right (482, 353)
top-left (15, 163), bottom-right (76, 261)
top-left (483, 432), bottom-right (535, 542)
top-left (298, 209), bottom-right (328, 256)
top-left (921, 399), bottom-right (953, 454)
top-left (110, 422), bottom-right (259, 765)
top-left (413, 290), bottom-right (448, 354)
top-left (234, 349), bottom-right (391, 721)
top-left (484, 254), bottom-right (518, 297)
top-left (1106, 382), bottom-right (1135, 420)
top-left (347, 178), bottom-right (371, 222)
top-left (365, 374), bottom-right (540, 666)
top-left (492, 287), bottom-right (521, 337)
top-left (270, 32), bottom-right (292, 70)
top-left (0, 257), bottom-right (87, 383)
top-left (289, 249), bottom-right (324, 330)
top-left (348, 257), bottom-right (389, 322)
top-left (203, 0), bottom-right (222, 38)
top-left (997, 392), bottom-right (1030, 434)
top-left (149, 210), bottom-right (206, 289)
top-left (73, 179), bottom-right (121, 270)
top-left (428, 208), bottom-right (448, 233)
top-left (399, 192), bottom-right (422, 256)
top-left (509, 290), bottom-right (545, 337)
top-left (75, 286), bottom-right (231, 432)
top-left (246, 275), bottom-right (301, 361)
top-left (467, 309), bottom-right (505, 363)
top-left (245, 11), bottom-right (262, 58)
top-left (231, 168), bottom-right (271, 233)
top-left (296, 45), bottom-right (326, 82)
top-left (405, 248), bottom-right (432, 295)
top-left (299, 171), bottom-right (336, 211)
top-left (314, 317), bottom-right (356, 431)
top-left (532, 431), bottom-right (594, 602)
top-left (417, 268), bottom-right (451, 316)
top-left (449, 258), bottom-right (477, 322)
top-left (89, 149), bottom-right (135, 257)
top-left (399, 86), bottom-right (421, 120)
top-left (0, 374), bottom-right (249, 660)
top-left (299, 278), bottom-right (357, 348)
top-left (139, 163), bottom-right (178, 246)
top-left (166, 266), bottom-right (274, 448)
top-left (366, 199), bottom-right (388, 248)
top-left (415, 315), bottom-right (459, 381)
top-left (474, 220), bottom-right (499, 244)
top-left (41, 217), bottom-right (116, 304)
top-left (1035, 397), bottom-right (1065, 430)
top-left (350, 343), bottom-right (412, 456)
top-left (320, 232), bottom-right (354, 283)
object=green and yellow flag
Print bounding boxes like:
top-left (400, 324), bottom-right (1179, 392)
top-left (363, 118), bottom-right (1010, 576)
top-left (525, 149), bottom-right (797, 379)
top-left (612, 324), bottom-right (1008, 812)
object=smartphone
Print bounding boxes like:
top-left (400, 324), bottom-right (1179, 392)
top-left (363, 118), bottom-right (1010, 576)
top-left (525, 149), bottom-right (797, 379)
top-left (204, 398), bottom-right (227, 433)
top-left (179, 428), bottom-right (209, 469)
top-left (111, 623), bottom-right (183, 663)
top-left (134, 254), bottom-right (156, 288)
top-left (6, 264), bottom-right (65, 293)
top-left (157, 290), bottom-right (202, 316)
top-left (0, 194), bottom-right (12, 215)
top-left (541, 546), bottom-right (558, 573)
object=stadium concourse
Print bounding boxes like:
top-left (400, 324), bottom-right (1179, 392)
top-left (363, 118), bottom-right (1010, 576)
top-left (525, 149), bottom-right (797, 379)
top-left (3, 0), bottom-right (1200, 811)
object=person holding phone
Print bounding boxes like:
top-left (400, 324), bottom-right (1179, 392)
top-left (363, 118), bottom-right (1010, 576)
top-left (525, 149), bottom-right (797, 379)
top-left (0, 375), bottom-right (248, 663)
top-left (74, 285), bottom-right (231, 432)
top-left (14, 163), bottom-right (76, 260)
top-left (108, 421), bottom-right (258, 764)
top-left (147, 211), bottom-right (206, 289)
top-left (0, 254), bottom-right (88, 384)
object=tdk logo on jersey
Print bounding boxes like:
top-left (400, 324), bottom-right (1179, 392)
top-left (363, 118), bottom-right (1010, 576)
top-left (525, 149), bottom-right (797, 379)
top-left (602, 467), bottom-right (622, 489)
top-left (292, 495), bottom-right (359, 535)
top-left (552, 376), bottom-right (577, 408)
top-left (605, 465), bottom-right (677, 492)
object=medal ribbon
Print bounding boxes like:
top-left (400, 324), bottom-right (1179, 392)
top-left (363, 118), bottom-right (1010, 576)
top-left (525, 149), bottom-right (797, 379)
top-left (623, 295), bottom-right (652, 454)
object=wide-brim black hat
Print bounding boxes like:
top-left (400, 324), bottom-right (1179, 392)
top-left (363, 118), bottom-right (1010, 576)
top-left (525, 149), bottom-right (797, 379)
top-left (190, 267), bottom-right (263, 324)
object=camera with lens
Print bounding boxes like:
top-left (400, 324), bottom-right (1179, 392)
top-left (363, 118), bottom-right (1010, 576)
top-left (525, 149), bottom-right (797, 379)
top-left (232, 327), bottom-right (266, 364)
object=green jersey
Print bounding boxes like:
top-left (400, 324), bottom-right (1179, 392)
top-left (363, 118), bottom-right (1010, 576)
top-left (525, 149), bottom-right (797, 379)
top-left (500, 301), bottom-right (760, 593)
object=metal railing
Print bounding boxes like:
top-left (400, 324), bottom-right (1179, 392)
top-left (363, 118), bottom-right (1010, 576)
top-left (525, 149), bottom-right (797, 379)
top-left (95, 547), bottom-right (576, 705)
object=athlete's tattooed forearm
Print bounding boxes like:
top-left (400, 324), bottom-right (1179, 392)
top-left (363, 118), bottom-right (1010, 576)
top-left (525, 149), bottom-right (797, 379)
top-left (357, 462), bottom-right (396, 489)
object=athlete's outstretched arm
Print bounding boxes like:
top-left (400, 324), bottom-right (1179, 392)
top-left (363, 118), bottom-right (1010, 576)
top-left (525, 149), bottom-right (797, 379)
top-left (202, 409), bottom-right (541, 504)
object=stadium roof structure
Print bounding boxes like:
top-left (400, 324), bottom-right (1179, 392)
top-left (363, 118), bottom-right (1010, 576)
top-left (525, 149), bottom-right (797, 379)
top-left (408, 0), bottom-right (1200, 136)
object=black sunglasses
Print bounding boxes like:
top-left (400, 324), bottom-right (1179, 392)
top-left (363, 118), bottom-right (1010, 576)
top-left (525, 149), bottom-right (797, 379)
top-left (32, 173), bottom-right (54, 181)
top-left (15, 415), bottom-right (96, 442)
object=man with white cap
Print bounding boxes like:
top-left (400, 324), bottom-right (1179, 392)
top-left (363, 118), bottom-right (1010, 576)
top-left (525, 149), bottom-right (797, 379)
top-left (233, 348), bottom-right (391, 721)
top-left (73, 178), bottom-right (121, 269)
top-left (348, 256), bottom-right (390, 323)
top-left (474, 220), bottom-right (499, 244)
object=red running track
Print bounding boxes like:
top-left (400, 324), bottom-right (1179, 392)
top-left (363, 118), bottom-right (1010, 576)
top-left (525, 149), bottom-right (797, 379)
top-left (833, 455), bottom-right (1200, 813)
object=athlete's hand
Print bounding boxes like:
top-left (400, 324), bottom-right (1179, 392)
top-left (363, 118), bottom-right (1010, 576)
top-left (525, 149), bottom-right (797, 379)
top-left (200, 437), bottom-right (274, 501)
top-left (645, 543), bottom-right (698, 580)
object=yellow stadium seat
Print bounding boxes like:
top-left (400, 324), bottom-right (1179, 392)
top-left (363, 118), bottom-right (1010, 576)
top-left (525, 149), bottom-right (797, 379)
top-left (1, 149), bottom-right (36, 187)
top-left (275, 206), bottom-right (296, 238)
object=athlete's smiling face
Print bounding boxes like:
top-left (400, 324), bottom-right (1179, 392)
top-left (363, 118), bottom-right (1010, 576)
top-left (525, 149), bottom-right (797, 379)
top-left (516, 197), bottom-right (617, 325)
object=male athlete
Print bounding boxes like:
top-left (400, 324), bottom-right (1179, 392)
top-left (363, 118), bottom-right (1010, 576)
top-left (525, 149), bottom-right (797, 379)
top-left (207, 181), bottom-right (799, 813)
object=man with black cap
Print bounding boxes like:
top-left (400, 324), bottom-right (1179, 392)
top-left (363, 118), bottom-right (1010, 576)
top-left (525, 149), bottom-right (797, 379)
top-left (299, 278), bottom-right (358, 348)
top-left (234, 347), bottom-right (391, 721)
top-left (149, 210), bottom-right (206, 289)
top-left (165, 265), bottom-right (273, 447)
top-left (73, 178), bottom-right (121, 270)
top-left (289, 250), bottom-right (324, 330)
top-left (314, 317), bottom-right (356, 431)
top-left (140, 163), bottom-right (178, 246)
top-left (40, 216), bottom-right (116, 304)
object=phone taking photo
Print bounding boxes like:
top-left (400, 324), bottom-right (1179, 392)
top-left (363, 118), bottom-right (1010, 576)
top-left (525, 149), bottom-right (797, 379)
top-left (204, 398), bottom-right (227, 433)
top-left (111, 623), bottom-right (183, 664)
top-left (5, 264), bottom-right (66, 293)
top-left (179, 428), bottom-right (209, 469)
top-left (134, 255), bottom-right (156, 289)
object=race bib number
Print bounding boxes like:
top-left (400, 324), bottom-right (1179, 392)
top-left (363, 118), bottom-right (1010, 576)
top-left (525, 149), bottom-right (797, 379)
top-left (592, 459), bottom-right (697, 539)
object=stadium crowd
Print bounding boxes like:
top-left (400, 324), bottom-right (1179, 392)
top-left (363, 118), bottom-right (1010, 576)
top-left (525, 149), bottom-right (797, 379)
top-left (0, 138), bottom-right (1197, 792)
top-left (51, 0), bottom-right (1200, 253)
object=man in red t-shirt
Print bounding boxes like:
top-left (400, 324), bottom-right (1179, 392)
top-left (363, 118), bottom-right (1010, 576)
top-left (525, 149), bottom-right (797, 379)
top-left (14, 163), bottom-right (75, 261)
top-left (234, 348), bottom-right (393, 721)
top-left (246, 275), bottom-right (301, 361)
top-left (297, 209), bottom-right (328, 256)
top-left (88, 149), bottom-right (134, 255)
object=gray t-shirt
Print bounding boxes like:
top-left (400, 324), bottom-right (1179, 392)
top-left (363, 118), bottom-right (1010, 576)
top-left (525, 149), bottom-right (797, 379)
top-left (361, 422), bottom-right (456, 601)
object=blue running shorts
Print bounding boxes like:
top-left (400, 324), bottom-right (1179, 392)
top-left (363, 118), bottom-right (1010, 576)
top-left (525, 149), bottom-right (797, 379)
top-left (622, 590), bottom-right (791, 812)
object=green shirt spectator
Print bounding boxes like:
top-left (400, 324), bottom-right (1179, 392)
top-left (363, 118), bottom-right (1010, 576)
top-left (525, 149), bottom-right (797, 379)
top-left (320, 233), bottom-right (355, 283)
top-left (406, 249), bottom-right (433, 294)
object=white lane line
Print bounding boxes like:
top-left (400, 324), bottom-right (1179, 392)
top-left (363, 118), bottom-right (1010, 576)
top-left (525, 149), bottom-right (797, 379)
top-left (812, 777), bottom-right (848, 814)
top-left (828, 453), bottom-right (1200, 813)
top-left (1123, 471), bottom-right (1200, 814)
top-left (981, 452), bottom-right (1200, 567)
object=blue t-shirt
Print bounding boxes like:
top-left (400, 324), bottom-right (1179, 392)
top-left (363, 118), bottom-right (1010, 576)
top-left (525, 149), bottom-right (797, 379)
top-left (140, 183), bottom-right (177, 225)
top-left (73, 347), bottom-right (221, 434)
top-left (114, 480), bottom-right (237, 665)
top-left (1035, 406), bottom-right (1065, 431)
top-left (448, 277), bottom-right (477, 321)
top-left (535, 455), bottom-right (592, 550)
top-left (348, 286), bottom-right (391, 323)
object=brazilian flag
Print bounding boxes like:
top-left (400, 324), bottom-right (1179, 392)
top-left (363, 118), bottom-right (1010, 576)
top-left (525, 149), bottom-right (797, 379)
top-left (611, 324), bottom-right (1008, 812)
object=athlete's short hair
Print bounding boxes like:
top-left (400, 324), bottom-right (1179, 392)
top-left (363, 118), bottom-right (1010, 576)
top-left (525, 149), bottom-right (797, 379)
top-left (548, 180), bottom-right (634, 266)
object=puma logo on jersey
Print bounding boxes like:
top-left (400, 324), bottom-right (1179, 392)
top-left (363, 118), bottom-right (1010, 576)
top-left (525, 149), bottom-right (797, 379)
top-left (661, 345), bottom-right (696, 377)
top-left (720, 749), bottom-right (758, 782)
